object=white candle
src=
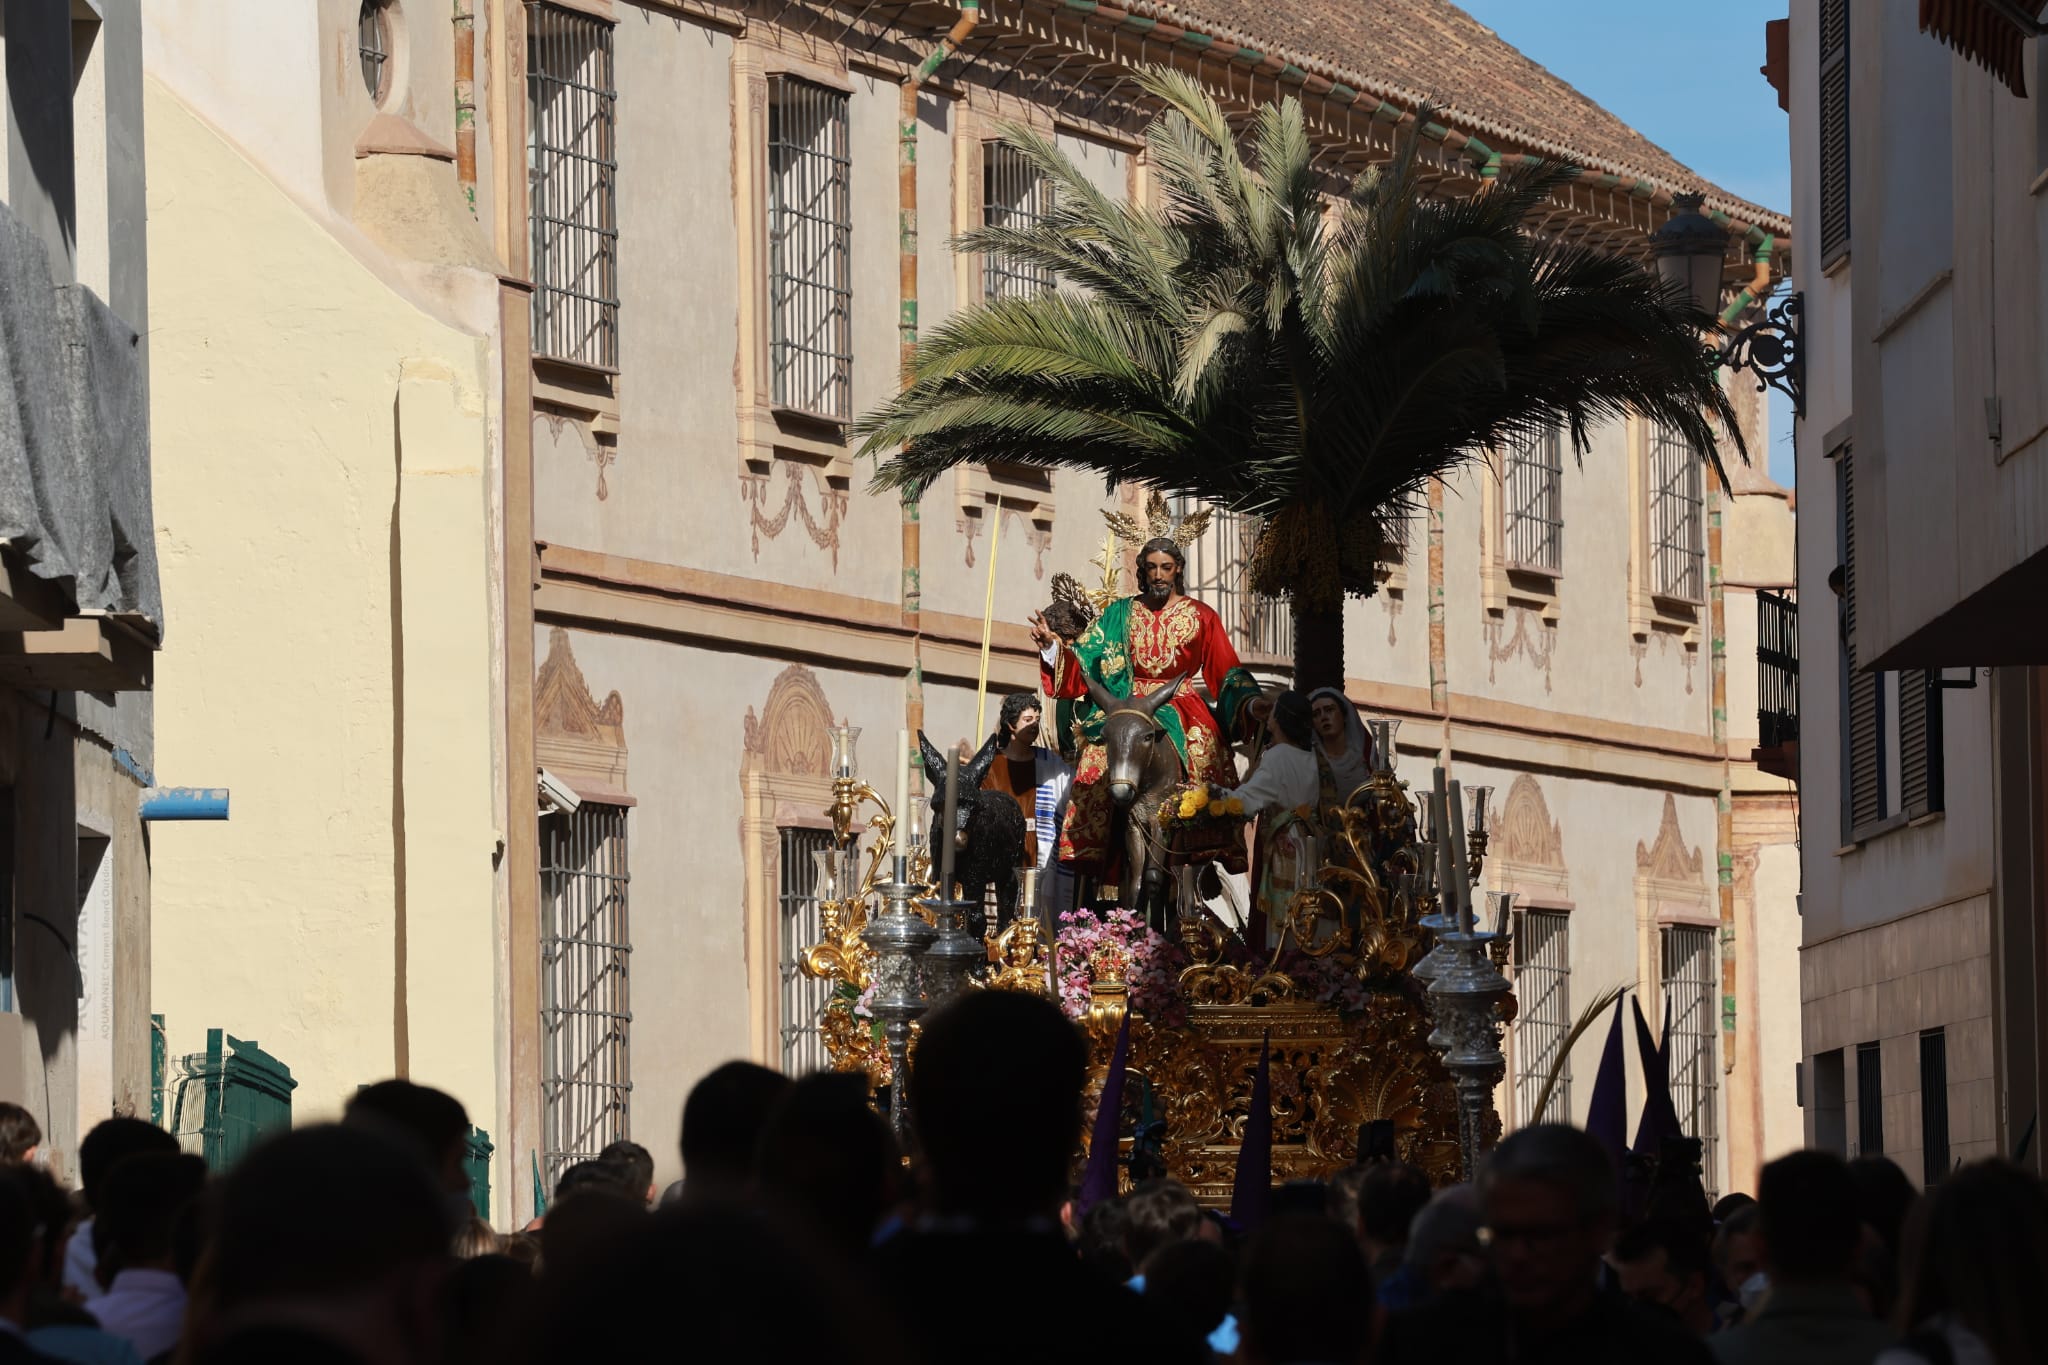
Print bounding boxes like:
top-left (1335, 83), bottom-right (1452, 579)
top-left (1447, 780), bottom-right (1473, 935)
top-left (894, 728), bottom-right (909, 857)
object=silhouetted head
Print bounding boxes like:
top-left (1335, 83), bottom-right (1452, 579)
top-left (1239, 1214), bottom-right (1372, 1365)
top-left (1757, 1149), bottom-right (1862, 1286)
top-left (754, 1072), bottom-right (899, 1261)
top-left (1481, 1123), bottom-right (1618, 1316)
top-left (79, 1117), bottom-right (178, 1214)
top-left (345, 1080), bottom-right (471, 1197)
top-left (679, 1062), bottom-right (791, 1201)
top-left (912, 991), bottom-right (1086, 1222)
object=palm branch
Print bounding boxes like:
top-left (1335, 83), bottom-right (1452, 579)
top-left (1525, 980), bottom-right (1630, 1126)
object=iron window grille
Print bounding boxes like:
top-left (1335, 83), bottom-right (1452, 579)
top-left (1512, 909), bottom-right (1571, 1125)
top-left (1172, 498), bottom-right (1293, 660)
top-left (1661, 924), bottom-right (1719, 1198)
top-left (1919, 1028), bottom-right (1949, 1184)
top-left (768, 77), bottom-right (853, 421)
top-left (1757, 590), bottom-right (1799, 748)
top-left (526, 2), bottom-right (618, 369)
top-left (982, 142), bottom-right (1056, 301)
top-left (540, 801), bottom-right (631, 1189)
top-left (1856, 1040), bottom-right (1884, 1156)
top-left (1504, 426), bottom-right (1563, 573)
top-left (1649, 423), bottom-right (1705, 602)
top-left (358, 0), bottom-right (391, 102)
top-left (778, 827), bottom-right (836, 1076)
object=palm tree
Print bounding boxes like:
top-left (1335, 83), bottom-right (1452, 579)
top-left (856, 68), bottom-right (1740, 693)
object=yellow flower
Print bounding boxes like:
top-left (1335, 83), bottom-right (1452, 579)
top-left (1207, 800), bottom-right (1225, 817)
top-left (1178, 791), bottom-right (1199, 818)
top-left (1156, 806), bottom-right (1171, 825)
top-left (1226, 798), bottom-right (1244, 816)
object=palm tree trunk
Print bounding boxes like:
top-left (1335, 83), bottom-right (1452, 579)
top-left (1290, 596), bottom-right (1345, 695)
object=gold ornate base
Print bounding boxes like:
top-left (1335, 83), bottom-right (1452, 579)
top-left (1083, 988), bottom-right (1490, 1204)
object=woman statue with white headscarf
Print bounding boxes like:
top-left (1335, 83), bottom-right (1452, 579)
top-left (1307, 687), bottom-right (1375, 811)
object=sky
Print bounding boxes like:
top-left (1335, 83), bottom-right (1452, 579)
top-left (1456, 0), bottom-right (1796, 486)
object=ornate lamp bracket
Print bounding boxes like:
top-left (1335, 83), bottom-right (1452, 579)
top-left (1719, 291), bottom-right (1804, 418)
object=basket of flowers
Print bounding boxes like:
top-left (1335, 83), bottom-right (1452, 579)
top-left (1154, 780), bottom-right (1247, 863)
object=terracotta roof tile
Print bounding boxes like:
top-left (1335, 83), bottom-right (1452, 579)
top-left (1130, 0), bottom-right (1789, 231)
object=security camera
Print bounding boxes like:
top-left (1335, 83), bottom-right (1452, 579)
top-left (538, 768), bottom-right (582, 815)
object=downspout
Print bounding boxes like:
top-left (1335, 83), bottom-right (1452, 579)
top-left (1708, 469), bottom-right (1736, 1104)
top-left (899, 1), bottom-right (982, 752)
top-left (1717, 231), bottom-right (1776, 327)
top-left (455, 0), bottom-right (478, 214)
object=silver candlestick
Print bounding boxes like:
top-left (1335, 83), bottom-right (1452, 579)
top-left (921, 893), bottom-right (983, 1003)
top-left (862, 855), bottom-right (937, 1150)
top-left (1429, 928), bottom-right (1511, 1181)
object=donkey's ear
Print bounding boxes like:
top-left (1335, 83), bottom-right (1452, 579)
top-left (963, 733), bottom-right (1001, 790)
top-left (917, 731), bottom-right (946, 784)
top-left (1135, 674), bottom-right (1185, 715)
top-left (1083, 667), bottom-right (1120, 716)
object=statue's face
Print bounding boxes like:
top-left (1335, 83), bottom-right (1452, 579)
top-left (1010, 706), bottom-right (1041, 746)
top-left (1311, 696), bottom-right (1346, 740)
top-left (1140, 551), bottom-right (1178, 606)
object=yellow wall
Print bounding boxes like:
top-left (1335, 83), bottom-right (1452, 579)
top-left (144, 76), bottom-right (503, 1199)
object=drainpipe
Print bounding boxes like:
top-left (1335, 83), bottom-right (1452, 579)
top-left (454, 0), bottom-right (477, 214)
top-left (1707, 467), bottom-right (1736, 1097)
top-left (899, 1), bottom-right (981, 752)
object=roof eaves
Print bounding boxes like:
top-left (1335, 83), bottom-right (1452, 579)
top-left (1064, 0), bottom-right (1791, 236)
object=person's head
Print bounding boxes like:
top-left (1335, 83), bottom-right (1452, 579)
top-left (1847, 1154), bottom-right (1917, 1255)
top-left (1711, 1191), bottom-right (1756, 1224)
top-left (78, 1116), bottom-right (179, 1214)
top-left (1123, 1179), bottom-right (1203, 1274)
top-left (1325, 1165), bottom-right (1369, 1229)
top-left (450, 1218), bottom-right (498, 1260)
top-left (439, 1254), bottom-right (532, 1365)
top-left (1309, 691), bottom-right (1348, 744)
top-left (1267, 690), bottom-right (1312, 749)
top-left (678, 1061), bottom-right (791, 1200)
top-left (1611, 1217), bottom-right (1713, 1333)
top-left (1756, 1149), bottom-right (1861, 1287)
top-left (195, 1124), bottom-right (453, 1365)
top-left (1144, 1237), bottom-right (1234, 1342)
top-left (344, 1080), bottom-right (471, 1197)
top-left (537, 1187), bottom-right (645, 1282)
top-left (1136, 537), bottom-right (1184, 607)
top-left (999, 693), bottom-right (1043, 749)
top-left (1238, 1214), bottom-right (1372, 1365)
top-left (1403, 1184), bottom-right (1487, 1296)
top-left (1713, 1202), bottom-right (1763, 1289)
top-left (754, 1071), bottom-right (899, 1260)
top-left (598, 1140), bottom-right (656, 1206)
top-left (1358, 1160), bottom-right (1432, 1259)
top-left (1076, 1196), bottom-right (1133, 1285)
top-left (1894, 1161), bottom-right (2048, 1364)
top-left (97, 1150), bottom-right (206, 1280)
top-left (6, 1160), bottom-right (74, 1294)
top-left (911, 991), bottom-right (1086, 1221)
top-left (1480, 1123), bottom-right (1618, 1316)
top-left (0, 1105), bottom-right (40, 1166)
top-left (554, 1159), bottom-right (637, 1204)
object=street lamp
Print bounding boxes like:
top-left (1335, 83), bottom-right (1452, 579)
top-left (1649, 191), bottom-right (1804, 417)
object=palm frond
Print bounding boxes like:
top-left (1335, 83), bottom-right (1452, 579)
top-left (1526, 980), bottom-right (1629, 1126)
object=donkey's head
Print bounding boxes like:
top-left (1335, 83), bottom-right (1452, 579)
top-left (1086, 674), bottom-right (1185, 807)
top-left (919, 731), bottom-right (1000, 850)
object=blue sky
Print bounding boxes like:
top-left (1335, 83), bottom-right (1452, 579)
top-left (1457, 0), bottom-right (1796, 485)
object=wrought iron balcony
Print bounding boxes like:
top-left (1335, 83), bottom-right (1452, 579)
top-left (1755, 589), bottom-right (1798, 782)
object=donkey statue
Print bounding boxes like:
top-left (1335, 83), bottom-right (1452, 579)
top-left (918, 732), bottom-right (1026, 938)
top-left (1081, 673), bottom-right (1188, 923)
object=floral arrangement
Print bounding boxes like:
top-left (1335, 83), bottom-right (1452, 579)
top-left (1155, 780), bottom-right (1245, 832)
top-left (1054, 907), bottom-right (1189, 1028)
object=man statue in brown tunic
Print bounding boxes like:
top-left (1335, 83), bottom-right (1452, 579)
top-left (980, 693), bottom-right (1074, 917)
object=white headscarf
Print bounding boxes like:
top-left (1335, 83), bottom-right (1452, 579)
top-left (1307, 687), bottom-right (1373, 806)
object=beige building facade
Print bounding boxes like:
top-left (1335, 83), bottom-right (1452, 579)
top-left (143, 0), bottom-right (1803, 1215)
top-left (1783, 0), bottom-right (2048, 1182)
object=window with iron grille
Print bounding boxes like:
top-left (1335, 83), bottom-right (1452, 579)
top-left (1512, 909), bottom-right (1571, 1125)
top-left (778, 827), bottom-right (835, 1076)
top-left (1649, 424), bottom-right (1705, 602)
top-left (526, 3), bottom-right (618, 369)
top-left (1661, 925), bottom-right (1718, 1198)
top-left (1172, 497), bottom-right (1293, 660)
top-left (1920, 1028), bottom-right (1949, 1185)
top-left (1856, 1039), bottom-right (1884, 1156)
top-left (983, 142), bottom-right (1056, 301)
top-left (1756, 590), bottom-right (1798, 749)
top-left (769, 78), bottom-right (852, 421)
top-left (358, 0), bottom-right (391, 103)
top-left (1819, 0), bottom-right (1850, 262)
top-left (1504, 426), bottom-right (1563, 573)
top-left (540, 802), bottom-right (631, 1189)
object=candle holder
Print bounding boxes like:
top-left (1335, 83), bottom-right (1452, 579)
top-left (1428, 928), bottom-right (1511, 1181)
top-left (1465, 785), bottom-right (1492, 884)
top-left (921, 892), bottom-right (983, 1003)
top-left (863, 855), bottom-right (937, 1150)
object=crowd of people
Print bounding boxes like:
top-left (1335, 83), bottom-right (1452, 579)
top-left (0, 990), bottom-right (2043, 1363)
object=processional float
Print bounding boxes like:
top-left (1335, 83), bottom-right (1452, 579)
top-left (799, 698), bottom-right (1523, 1199)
